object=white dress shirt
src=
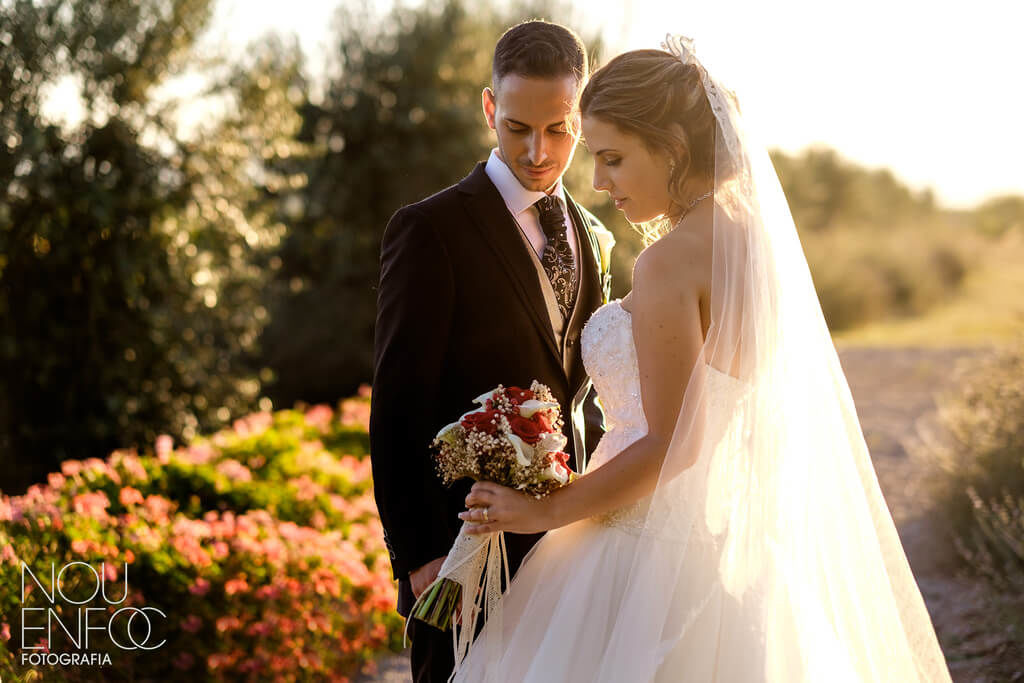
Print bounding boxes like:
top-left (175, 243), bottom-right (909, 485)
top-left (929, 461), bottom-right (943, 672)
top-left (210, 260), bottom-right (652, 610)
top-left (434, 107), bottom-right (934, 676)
top-left (483, 149), bottom-right (579, 270)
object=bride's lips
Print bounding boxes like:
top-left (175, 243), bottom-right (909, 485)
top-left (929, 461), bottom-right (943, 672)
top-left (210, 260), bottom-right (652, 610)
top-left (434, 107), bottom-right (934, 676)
top-left (613, 197), bottom-right (628, 209)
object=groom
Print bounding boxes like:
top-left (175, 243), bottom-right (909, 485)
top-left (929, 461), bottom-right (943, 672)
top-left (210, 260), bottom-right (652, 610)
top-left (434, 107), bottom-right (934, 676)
top-left (369, 19), bottom-right (615, 683)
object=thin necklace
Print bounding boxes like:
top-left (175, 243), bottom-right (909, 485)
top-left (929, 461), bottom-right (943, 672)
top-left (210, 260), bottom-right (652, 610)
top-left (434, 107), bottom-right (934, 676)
top-left (671, 190), bottom-right (713, 230)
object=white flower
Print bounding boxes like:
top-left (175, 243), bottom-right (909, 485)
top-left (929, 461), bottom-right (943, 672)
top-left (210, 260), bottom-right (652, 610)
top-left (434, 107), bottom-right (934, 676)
top-left (507, 433), bottom-right (533, 467)
top-left (459, 406), bottom-right (486, 422)
top-left (472, 390), bottom-right (495, 406)
top-left (536, 432), bottom-right (568, 454)
top-left (538, 455), bottom-right (570, 485)
top-left (434, 421), bottom-right (462, 446)
top-left (517, 399), bottom-right (559, 418)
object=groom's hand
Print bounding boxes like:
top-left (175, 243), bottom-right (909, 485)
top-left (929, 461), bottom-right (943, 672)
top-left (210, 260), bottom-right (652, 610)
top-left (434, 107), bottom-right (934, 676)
top-left (410, 556), bottom-right (447, 598)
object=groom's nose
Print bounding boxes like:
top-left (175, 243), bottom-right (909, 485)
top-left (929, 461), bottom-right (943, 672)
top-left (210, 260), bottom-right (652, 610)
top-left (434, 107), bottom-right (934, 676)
top-left (527, 132), bottom-right (549, 166)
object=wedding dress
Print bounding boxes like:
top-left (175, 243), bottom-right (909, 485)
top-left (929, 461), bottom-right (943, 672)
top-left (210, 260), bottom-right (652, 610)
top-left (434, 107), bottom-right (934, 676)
top-left (449, 35), bottom-right (950, 683)
top-left (453, 299), bottom-right (760, 682)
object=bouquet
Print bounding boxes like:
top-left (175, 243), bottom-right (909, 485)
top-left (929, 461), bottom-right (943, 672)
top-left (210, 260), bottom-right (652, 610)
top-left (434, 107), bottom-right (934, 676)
top-left (432, 381), bottom-right (574, 499)
top-left (407, 381), bottom-right (575, 663)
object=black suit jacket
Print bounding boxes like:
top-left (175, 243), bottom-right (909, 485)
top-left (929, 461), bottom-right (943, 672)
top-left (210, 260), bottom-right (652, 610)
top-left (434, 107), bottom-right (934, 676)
top-left (369, 162), bottom-right (611, 616)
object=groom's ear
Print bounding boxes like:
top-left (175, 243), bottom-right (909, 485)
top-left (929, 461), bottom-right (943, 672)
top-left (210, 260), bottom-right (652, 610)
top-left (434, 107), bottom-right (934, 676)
top-left (482, 87), bottom-right (497, 131)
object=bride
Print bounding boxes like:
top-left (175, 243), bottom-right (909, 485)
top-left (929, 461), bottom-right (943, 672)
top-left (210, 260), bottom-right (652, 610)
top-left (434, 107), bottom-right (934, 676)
top-left (448, 37), bottom-right (952, 682)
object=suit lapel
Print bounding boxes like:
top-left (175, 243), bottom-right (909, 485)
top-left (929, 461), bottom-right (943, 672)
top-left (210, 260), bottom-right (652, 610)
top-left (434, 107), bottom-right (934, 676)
top-left (563, 191), bottom-right (602, 393)
top-left (457, 164), bottom-right (561, 365)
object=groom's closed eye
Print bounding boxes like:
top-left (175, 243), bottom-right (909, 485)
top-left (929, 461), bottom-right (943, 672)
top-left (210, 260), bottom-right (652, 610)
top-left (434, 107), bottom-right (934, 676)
top-left (505, 122), bottom-right (569, 136)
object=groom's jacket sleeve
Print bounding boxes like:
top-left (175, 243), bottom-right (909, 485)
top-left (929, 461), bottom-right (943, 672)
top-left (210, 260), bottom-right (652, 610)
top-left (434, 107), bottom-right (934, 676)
top-left (370, 206), bottom-right (455, 580)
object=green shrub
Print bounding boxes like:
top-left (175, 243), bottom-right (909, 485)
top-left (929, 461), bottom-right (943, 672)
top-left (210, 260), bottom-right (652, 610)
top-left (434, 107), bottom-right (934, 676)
top-left (925, 338), bottom-right (1024, 535)
top-left (922, 337), bottom-right (1024, 665)
top-left (972, 196), bottom-right (1024, 238)
top-left (801, 222), bottom-right (976, 331)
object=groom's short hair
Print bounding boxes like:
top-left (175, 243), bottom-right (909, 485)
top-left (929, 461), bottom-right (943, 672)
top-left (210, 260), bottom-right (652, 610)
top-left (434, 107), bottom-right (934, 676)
top-left (492, 20), bottom-right (588, 91)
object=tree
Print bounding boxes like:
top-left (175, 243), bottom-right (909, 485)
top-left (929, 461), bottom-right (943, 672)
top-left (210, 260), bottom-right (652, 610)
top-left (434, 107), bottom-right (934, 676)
top-left (0, 0), bottom-right (303, 492)
top-left (770, 147), bottom-right (937, 233)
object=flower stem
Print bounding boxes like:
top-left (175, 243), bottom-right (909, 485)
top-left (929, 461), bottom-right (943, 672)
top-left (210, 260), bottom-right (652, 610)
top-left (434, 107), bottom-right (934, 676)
top-left (411, 578), bottom-right (461, 632)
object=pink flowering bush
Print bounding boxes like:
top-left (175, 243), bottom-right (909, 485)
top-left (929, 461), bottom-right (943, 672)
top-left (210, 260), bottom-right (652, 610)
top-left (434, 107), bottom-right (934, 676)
top-left (0, 388), bottom-right (403, 682)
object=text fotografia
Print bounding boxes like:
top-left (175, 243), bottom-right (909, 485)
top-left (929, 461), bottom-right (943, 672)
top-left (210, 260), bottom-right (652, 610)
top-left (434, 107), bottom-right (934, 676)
top-left (19, 561), bottom-right (168, 668)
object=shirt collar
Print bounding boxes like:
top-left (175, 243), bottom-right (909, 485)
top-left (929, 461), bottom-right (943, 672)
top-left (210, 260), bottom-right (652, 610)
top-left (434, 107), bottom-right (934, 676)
top-left (484, 149), bottom-right (566, 218)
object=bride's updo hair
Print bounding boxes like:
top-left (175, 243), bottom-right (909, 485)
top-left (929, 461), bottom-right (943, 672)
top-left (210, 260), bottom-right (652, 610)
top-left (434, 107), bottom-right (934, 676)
top-left (580, 49), bottom-right (719, 239)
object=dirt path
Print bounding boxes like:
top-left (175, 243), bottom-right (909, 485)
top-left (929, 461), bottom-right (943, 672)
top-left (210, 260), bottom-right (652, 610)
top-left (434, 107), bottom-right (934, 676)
top-left (362, 347), bottom-right (1015, 682)
top-left (838, 347), bottom-right (1020, 683)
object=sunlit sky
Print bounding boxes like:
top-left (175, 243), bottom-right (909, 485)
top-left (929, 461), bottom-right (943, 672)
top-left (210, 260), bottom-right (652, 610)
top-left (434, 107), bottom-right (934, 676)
top-left (195, 0), bottom-right (1022, 208)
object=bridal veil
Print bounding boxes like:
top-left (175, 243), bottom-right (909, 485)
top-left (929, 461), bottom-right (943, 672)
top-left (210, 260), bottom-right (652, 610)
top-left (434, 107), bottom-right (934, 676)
top-left (581, 35), bottom-right (952, 682)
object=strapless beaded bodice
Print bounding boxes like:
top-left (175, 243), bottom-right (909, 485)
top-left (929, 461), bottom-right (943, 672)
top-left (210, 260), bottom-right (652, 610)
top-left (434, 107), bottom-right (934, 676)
top-left (580, 299), bottom-right (649, 460)
top-left (580, 299), bottom-right (748, 531)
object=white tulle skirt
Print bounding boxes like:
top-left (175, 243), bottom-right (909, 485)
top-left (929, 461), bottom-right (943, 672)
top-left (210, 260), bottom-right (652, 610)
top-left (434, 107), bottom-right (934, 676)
top-left (452, 510), bottom-right (771, 683)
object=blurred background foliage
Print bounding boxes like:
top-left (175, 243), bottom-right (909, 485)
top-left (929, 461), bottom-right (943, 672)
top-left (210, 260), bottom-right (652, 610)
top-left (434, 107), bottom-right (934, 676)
top-left (915, 337), bottom-right (1024, 670)
top-left (2, 0), bottom-right (1023, 494)
top-left (0, 0), bottom-right (303, 491)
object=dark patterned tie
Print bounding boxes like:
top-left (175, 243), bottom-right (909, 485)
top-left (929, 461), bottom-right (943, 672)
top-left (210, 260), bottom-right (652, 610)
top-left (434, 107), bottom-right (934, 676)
top-left (535, 195), bottom-right (577, 320)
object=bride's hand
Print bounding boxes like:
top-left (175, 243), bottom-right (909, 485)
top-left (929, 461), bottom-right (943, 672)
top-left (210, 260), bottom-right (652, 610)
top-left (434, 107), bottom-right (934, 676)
top-left (459, 481), bottom-right (554, 535)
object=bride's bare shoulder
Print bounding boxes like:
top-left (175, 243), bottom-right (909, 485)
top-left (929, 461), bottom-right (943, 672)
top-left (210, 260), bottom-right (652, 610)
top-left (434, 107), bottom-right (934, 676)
top-left (630, 217), bottom-right (713, 308)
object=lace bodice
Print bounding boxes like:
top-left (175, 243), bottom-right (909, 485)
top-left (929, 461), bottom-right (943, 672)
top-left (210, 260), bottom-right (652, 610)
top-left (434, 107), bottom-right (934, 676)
top-left (580, 299), bottom-right (747, 531)
top-left (581, 299), bottom-right (648, 462)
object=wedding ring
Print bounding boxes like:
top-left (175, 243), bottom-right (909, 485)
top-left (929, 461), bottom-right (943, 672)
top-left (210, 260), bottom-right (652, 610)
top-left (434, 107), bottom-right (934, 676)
top-left (482, 506), bottom-right (490, 523)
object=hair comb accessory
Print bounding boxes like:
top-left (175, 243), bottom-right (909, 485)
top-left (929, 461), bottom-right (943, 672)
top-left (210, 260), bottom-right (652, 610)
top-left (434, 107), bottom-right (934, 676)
top-left (661, 34), bottom-right (698, 66)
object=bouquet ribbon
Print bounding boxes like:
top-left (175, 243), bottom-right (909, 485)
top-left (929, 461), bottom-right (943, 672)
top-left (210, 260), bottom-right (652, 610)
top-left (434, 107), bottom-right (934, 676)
top-left (405, 522), bottom-right (510, 679)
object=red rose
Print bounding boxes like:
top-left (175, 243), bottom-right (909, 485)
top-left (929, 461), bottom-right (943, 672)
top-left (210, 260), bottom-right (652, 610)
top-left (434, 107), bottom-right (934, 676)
top-left (461, 409), bottom-right (500, 435)
top-left (509, 415), bottom-right (543, 444)
top-left (504, 387), bottom-right (535, 405)
top-left (533, 411), bottom-right (553, 432)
